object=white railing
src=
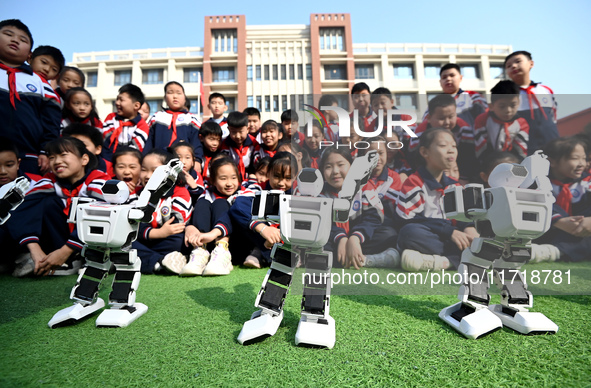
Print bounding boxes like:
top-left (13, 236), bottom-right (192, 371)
top-left (352, 43), bottom-right (512, 55)
top-left (72, 47), bottom-right (204, 63)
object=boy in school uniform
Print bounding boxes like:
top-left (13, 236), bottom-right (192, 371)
top-left (206, 92), bottom-right (229, 139)
top-left (253, 120), bottom-right (283, 162)
top-left (198, 121), bottom-right (223, 182)
top-left (281, 109), bottom-right (303, 145)
top-left (244, 107), bottom-right (262, 138)
top-left (62, 123), bottom-right (114, 177)
top-left (0, 19), bottom-right (61, 176)
top-left (28, 45), bottom-right (64, 84)
top-left (350, 82), bottom-right (377, 133)
top-left (220, 111), bottom-right (259, 180)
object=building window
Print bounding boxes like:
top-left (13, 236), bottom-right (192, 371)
top-left (489, 65), bottom-right (504, 80)
top-left (114, 70), bottom-right (131, 86)
top-left (86, 71), bottom-right (97, 87)
top-left (280, 65), bottom-right (286, 80)
top-left (247, 65), bottom-right (253, 81)
top-left (212, 67), bottom-right (235, 83)
top-left (355, 64), bottom-right (374, 80)
top-left (272, 65), bottom-right (278, 80)
top-left (424, 65), bottom-right (440, 79)
top-left (256, 96), bottom-right (262, 111)
top-left (395, 93), bottom-right (418, 110)
top-left (213, 29), bottom-right (238, 53)
top-left (305, 64), bottom-right (311, 80)
top-left (282, 95), bottom-right (287, 111)
top-left (324, 64), bottom-right (346, 80)
top-left (225, 97), bottom-right (236, 111)
top-left (290, 95), bottom-right (296, 109)
top-left (393, 64), bottom-right (414, 80)
top-left (289, 64), bottom-right (295, 80)
top-left (298, 95), bottom-right (305, 109)
top-left (319, 27), bottom-right (344, 51)
top-left (183, 68), bottom-right (202, 83)
top-left (256, 65), bottom-right (262, 81)
top-left (264, 65), bottom-right (270, 81)
top-left (264, 96), bottom-right (270, 112)
top-left (142, 69), bottom-right (163, 85)
top-left (189, 100), bottom-right (199, 114)
top-left (334, 95), bottom-right (349, 111)
top-left (146, 99), bottom-right (160, 114)
top-left (460, 64), bottom-right (480, 79)
top-left (273, 96), bottom-right (279, 112)
top-left (247, 96), bottom-right (254, 107)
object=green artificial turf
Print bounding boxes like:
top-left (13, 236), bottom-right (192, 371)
top-left (1, 262), bottom-right (590, 387)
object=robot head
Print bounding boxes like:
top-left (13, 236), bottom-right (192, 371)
top-left (488, 163), bottom-right (528, 188)
top-left (297, 168), bottom-right (323, 197)
top-left (101, 180), bottom-right (130, 204)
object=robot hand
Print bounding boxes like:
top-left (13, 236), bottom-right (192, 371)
top-left (0, 176), bottom-right (29, 225)
top-left (339, 150), bottom-right (378, 203)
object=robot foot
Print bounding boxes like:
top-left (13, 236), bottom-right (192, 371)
top-left (237, 310), bottom-right (284, 345)
top-left (294, 315), bottom-right (335, 349)
top-left (439, 302), bottom-right (503, 339)
top-left (48, 298), bottom-right (106, 328)
top-left (95, 303), bottom-right (148, 328)
top-left (489, 305), bottom-right (558, 335)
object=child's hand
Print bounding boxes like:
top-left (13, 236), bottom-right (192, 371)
top-left (260, 226), bottom-right (282, 248)
top-left (183, 171), bottom-right (198, 189)
top-left (35, 245), bottom-right (73, 276)
top-left (451, 230), bottom-right (471, 251)
top-left (197, 230), bottom-right (219, 246)
top-left (159, 218), bottom-right (186, 238)
top-left (125, 180), bottom-right (137, 194)
top-left (573, 217), bottom-right (591, 237)
top-left (28, 243), bottom-right (46, 271)
top-left (463, 226), bottom-right (479, 242)
top-left (554, 216), bottom-right (584, 235)
top-left (346, 235), bottom-right (364, 270)
top-left (38, 155), bottom-right (50, 175)
top-left (194, 163), bottom-right (202, 175)
top-left (337, 238), bottom-right (348, 267)
top-left (184, 225), bottom-right (201, 247)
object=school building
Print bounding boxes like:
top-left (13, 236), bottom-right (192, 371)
top-left (70, 14), bottom-right (512, 121)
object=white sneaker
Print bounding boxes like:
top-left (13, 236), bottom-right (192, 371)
top-left (161, 251), bottom-right (187, 274)
top-left (530, 244), bottom-right (561, 263)
top-left (401, 249), bottom-right (449, 272)
top-left (363, 248), bottom-right (401, 268)
top-left (12, 253), bottom-right (35, 278)
top-left (202, 244), bottom-right (233, 276)
top-left (180, 247), bottom-right (210, 276)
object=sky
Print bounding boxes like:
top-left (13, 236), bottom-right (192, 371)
top-left (3, 0), bottom-right (591, 117)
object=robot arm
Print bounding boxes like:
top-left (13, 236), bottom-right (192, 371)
top-left (0, 176), bottom-right (29, 225)
top-left (487, 151), bottom-right (551, 192)
top-left (338, 150), bottom-right (378, 203)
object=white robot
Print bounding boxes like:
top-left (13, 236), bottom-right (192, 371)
top-left (237, 150), bottom-right (378, 348)
top-left (48, 159), bottom-right (183, 329)
top-left (439, 151), bottom-right (559, 339)
top-left (0, 176), bottom-right (29, 225)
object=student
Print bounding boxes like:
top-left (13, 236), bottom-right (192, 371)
top-left (532, 137), bottom-right (591, 263)
top-left (350, 82), bottom-right (377, 132)
top-left (199, 120), bottom-right (223, 182)
top-left (111, 147), bottom-right (142, 196)
top-left (169, 141), bottom-right (205, 203)
top-left (504, 50), bottom-right (558, 154)
top-left (302, 120), bottom-right (324, 168)
top-left (243, 107), bottom-right (261, 137)
top-left (61, 87), bottom-right (103, 132)
top-left (220, 111), bottom-right (259, 180)
top-left (0, 19), bottom-right (61, 176)
top-left (277, 141), bottom-right (309, 175)
top-left (182, 156), bottom-right (242, 275)
top-left (318, 94), bottom-right (339, 142)
top-left (473, 80), bottom-right (529, 165)
top-left (132, 149), bottom-right (192, 274)
top-left (28, 45), bottom-right (64, 83)
top-left (282, 109), bottom-right (302, 144)
top-left (62, 123), bottom-right (113, 177)
top-left (206, 92), bottom-right (229, 139)
top-left (8, 137), bottom-right (110, 277)
top-left (385, 130), bottom-right (411, 181)
top-left (102, 83), bottom-right (150, 160)
top-left (396, 128), bottom-right (478, 271)
top-left (139, 101), bottom-right (151, 123)
top-left (251, 156), bottom-right (270, 186)
top-left (254, 119), bottom-right (282, 162)
top-left (55, 66), bottom-right (85, 100)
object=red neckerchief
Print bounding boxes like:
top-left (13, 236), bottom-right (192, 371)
top-left (166, 109), bottom-right (187, 146)
top-left (109, 115), bottom-right (138, 150)
top-left (234, 143), bottom-right (248, 180)
top-left (0, 63), bottom-right (22, 109)
top-left (522, 84), bottom-right (548, 120)
top-left (551, 178), bottom-right (572, 216)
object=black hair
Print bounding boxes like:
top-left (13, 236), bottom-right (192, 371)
top-left (268, 151), bottom-right (297, 181)
top-left (318, 95), bottom-right (338, 110)
top-left (199, 121), bottom-right (223, 138)
top-left (0, 19), bottom-right (33, 48)
top-left (169, 141), bottom-right (196, 162)
top-left (260, 119), bottom-right (280, 133)
top-left (428, 94), bottom-right (456, 114)
top-left (209, 155), bottom-right (240, 184)
top-left (209, 92), bottom-right (226, 103)
top-left (58, 66), bottom-right (85, 87)
top-left (141, 101), bottom-right (151, 113)
top-left (112, 146), bottom-right (142, 167)
top-left (119, 83), bottom-right (145, 105)
top-left (31, 45), bottom-right (65, 72)
top-left (227, 111), bottom-right (248, 128)
top-left (490, 80), bottom-right (521, 104)
top-left (45, 137), bottom-right (98, 173)
top-left (504, 51), bottom-right (532, 68)
top-left (62, 87), bottom-right (101, 123)
top-left (286, 141), bottom-right (311, 169)
top-left (62, 123), bottom-right (103, 148)
top-left (351, 82), bottom-right (370, 94)
top-left (281, 109), bottom-right (299, 123)
top-left (371, 87), bottom-right (393, 103)
top-left (0, 137), bottom-right (19, 157)
top-left (254, 156), bottom-right (271, 174)
top-left (243, 107), bottom-right (260, 118)
top-left (481, 151), bottom-right (521, 174)
top-left (143, 148), bottom-right (186, 187)
top-left (544, 136), bottom-right (588, 163)
top-left (440, 63), bottom-right (461, 76)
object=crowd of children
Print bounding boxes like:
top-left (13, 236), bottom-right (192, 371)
top-left (1, 18), bottom-right (589, 281)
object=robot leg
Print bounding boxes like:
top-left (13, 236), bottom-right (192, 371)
top-left (439, 238), bottom-right (503, 339)
top-left (48, 247), bottom-right (108, 328)
top-left (237, 244), bottom-right (297, 345)
top-left (96, 249), bottom-right (147, 328)
top-left (295, 250), bottom-right (335, 349)
top-left (489, 245), bottom-right (558, 335)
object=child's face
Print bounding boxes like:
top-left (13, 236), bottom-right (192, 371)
top-left (165, 83), bottom-right (186, 111)
top-left (228, 126), bottom-right (248, 146)
top-left (68, 92), bottom-right (92, 120)
top-left (70, 134), bottom-right (101, 156)
top-left (324, 102), bottom-right (339, 122)
top-left (444, 161), bottom-right (460, 181)
top-left (58, 70), bottom-right (83, 94)
top-left (491, 96), bottom-right (520, 122)
top-left (138, 102), bottom-right (150, 122)
top-left (420, 131), bottom-right (457, 173)
top-left (0, 151), bottom-right (20, 186)
top-left (352, 90), bottom-right (371, 112)
top-left (175, 146), bottom-right (194, 172)
top-left (551, 144), bottom-right (586, 181)
top-left (116, 92), bottom-right (139, 119)
top-left (30, 54), bottom-right (60, 81)
top-left (114, 154), bottom-right (141, 185)
top-left (261, 127), bottom-right (281, 150)
top-left (369, 144), bottom-right (388, 177)
top-left (49, 150), bottom-right (89, 183)
top-left (255, 166), bottom-right (268, 185)
top-left (505, 54), bottom-right (533, 83)
top-left (201, 134), bottom-right (221, 153)
top-left (208, 97), bottom-right (227, 117)
top-left (0, 25), bottom-right (31, 67)
top-left (281, 120), bottom-right (294, 137)
top-left (213, 164), bottom-right (240, 196)
top-left (140, 154), bottom-right (163, 186)
top-left (247, 115), bottom-right (261, 135)
top-left (428, 105), bottom-right (457, 131)
top-left (371, 95), bottom-right (394, 114)
top-left (323, 153), bottom-right (351, 191)
top-left (268, 166), bottom-right (292, 191)
top-left (440, 68), bottom-right (463, 94)
top-left (385, 133), bottom-right (400, 162)
top-left (304, 125), bottom-right (324, 151)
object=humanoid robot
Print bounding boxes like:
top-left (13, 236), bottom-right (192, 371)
top-left (0, 176), bottom-right (29, 225)
top-left (48, 159), bottom-right (183, 328)
top-left (439, 151), bottom-right (559, 339)
top-left (237, 150), bottom-right (378, 348)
